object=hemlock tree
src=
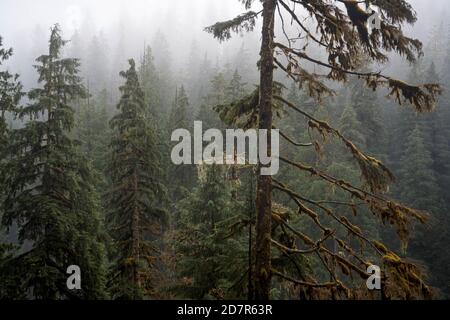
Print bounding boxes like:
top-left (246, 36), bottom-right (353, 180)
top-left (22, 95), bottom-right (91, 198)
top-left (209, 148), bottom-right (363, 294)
top-left (206, 0), bottom-right (441, 300)
top-left (1, 25), bottom-right (107, 299)
top-left (107, 59), bottom-right (167, 299)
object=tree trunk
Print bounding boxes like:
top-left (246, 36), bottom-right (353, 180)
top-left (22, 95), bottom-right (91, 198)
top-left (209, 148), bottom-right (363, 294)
top-left (131, 170), bottom-right (141, 291)
top-left (255, 0), bottom-right (276, 301)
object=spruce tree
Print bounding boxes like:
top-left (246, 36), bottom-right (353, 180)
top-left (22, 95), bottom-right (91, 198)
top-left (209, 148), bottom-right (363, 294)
top-left (1, 25), bottom-right (107, 299)
top-left (107, 59), bottom-right (167, 299)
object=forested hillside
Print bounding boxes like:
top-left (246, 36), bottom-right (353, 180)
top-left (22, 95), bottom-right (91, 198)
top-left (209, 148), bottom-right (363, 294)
top-left (1, 0), bottom-right (450, 300)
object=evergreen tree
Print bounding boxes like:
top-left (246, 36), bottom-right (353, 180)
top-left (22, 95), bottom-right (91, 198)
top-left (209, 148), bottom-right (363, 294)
top-left (0, 36), bottom-right (23, 267)
top-left (425, 63), bottom-right (450, 206)
top-left (398, 126), bottom-right (440, 214)
top-left (151, 30), bottom-right (173, 119)
top-left (86, 33), bottom-right (109, 94)
top-left (397, 125), bottom-right (448, 291)
top-left (347, 74), bottom-right (384, 156)
top-left (139, 46), bottom-right (162, 119)
top-left (107, 59), bottom-right (167, 299)
top-left (168, 86), bottom-right (190, 131)
top-left (75, 90), bottom-right (110, 192)
top-left (226, 69), bottom-right (247, 103)
top-left (0, 35), bottom-right (22, 159)
top-left (172, 165), bottom-right (248, 299)
top-left (1, 25), bottom-right (107, 299)
top-left (339, 104), bottom-right (366, 149)
top-left (0, 35), bottom-right (23, 176)
top-left (198, 72), bottom-right (230, 129)
top-left (167, 86), bottom-right (196, 201)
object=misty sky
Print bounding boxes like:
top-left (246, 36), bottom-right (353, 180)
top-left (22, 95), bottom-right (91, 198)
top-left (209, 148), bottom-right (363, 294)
top-left (0, 0), bottom-right (448, 89)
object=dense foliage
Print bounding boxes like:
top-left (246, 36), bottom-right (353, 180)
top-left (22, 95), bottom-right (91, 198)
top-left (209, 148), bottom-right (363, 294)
top-left (1, 0), bottom-right (450, 300)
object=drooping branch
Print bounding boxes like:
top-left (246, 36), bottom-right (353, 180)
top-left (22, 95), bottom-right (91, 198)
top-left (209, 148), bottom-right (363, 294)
top-left (277, 156), bottom-right (428, 249)
top-left (274, 94), bottom-right (395, 193)
top-left (275, 43), bottom-right (442, 112)
top-left (276, 127), bottom-right (313, 147)
top-left (205, 11), bottom-right (262, 42)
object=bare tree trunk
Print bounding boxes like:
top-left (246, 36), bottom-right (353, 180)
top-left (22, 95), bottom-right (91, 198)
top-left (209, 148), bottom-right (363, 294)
top-left (255, 0), bottom-right (276, 301)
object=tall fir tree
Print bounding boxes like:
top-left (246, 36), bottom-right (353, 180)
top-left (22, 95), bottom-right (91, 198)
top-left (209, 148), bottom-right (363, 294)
top-left (107, 59), bottom-right (167, 299)
top-left (0, 25), bottom-right (107, 299)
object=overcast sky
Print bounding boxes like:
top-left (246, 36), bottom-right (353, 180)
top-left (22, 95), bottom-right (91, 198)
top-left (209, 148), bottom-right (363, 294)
top-left (0, 0), bottom-right (448, 88)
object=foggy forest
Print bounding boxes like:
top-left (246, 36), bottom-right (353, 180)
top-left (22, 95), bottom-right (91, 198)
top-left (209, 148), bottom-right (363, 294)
top-left (1, 0), bottom-right (450, 300)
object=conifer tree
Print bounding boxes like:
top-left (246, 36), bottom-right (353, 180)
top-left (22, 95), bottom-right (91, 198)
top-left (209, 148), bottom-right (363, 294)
top-left (198, 72), bottom-right (231, 130)
top-left (0, 35), bottom-right (23, 193)
top-left (139, 46), bottom-right (162, 119)
top-left (75, 90), bottom-right (110, 193)
top-left (0, 36), bottom-right (23, 272)
top-left (168, 86), bottom-right (190, 132)
top-left (398, 126), bottom-right (440, 214)
top-left (339, 105), bottom-right (366, 149)
top-left (107, 59), bottom-right (167, 299)
top-left (151, 30), bottom-right (173, 118)
top-left (1, 25), bottom-right (107, 299)
top-left (424, 63), bottom-right (450, 207)
top-left (167, 86), bottom-right (196, 201)
top-left (86, 34), bottom-right (109, 94)
top-left (347, 73), bottom-right (384, 156)
top-left (207, 0), bottom-right (441, 300)
top-left (172, 164), bottom-right (249, 299)
top-left (226, 70), bottom-right (247, 103)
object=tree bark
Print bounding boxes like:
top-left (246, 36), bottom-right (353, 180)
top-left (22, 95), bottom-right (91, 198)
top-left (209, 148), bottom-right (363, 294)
top-left (131, 170), bottom-right (141, 291)
top-left (255, 0), bottom-right (276, 301)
